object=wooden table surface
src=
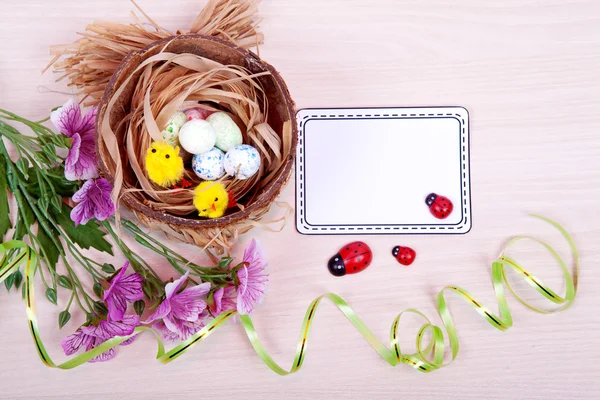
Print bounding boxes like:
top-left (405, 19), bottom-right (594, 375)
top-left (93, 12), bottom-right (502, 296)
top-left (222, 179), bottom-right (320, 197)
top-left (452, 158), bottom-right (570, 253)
top-left (1, 1), bottom-right (600, 399)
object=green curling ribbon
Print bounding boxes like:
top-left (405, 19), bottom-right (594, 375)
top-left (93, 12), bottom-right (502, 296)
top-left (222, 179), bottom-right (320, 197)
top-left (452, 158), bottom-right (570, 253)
top-left (0, 215), bottom-right (579, 373)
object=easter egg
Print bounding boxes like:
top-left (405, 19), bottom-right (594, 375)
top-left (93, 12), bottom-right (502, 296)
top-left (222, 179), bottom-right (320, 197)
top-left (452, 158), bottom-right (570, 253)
top-left (178, 120), bottom-right (217, 155)
top-left (224, 144), bottom-right (261, 180)
top-left (192, 148), bottom-right (225, 180)
top-left (161, 111), bottom-right (187, 146)
top-left (185, 108), bottom-right (213, 121)
top-left (206, 112), bottom-right (243, 152)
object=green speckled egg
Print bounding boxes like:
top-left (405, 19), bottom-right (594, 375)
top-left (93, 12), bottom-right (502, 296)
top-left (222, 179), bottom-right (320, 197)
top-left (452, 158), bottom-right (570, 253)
top-left (207, 112), bottom-right (243, 152)
top-left (161, 111), bottom-right (187, 146)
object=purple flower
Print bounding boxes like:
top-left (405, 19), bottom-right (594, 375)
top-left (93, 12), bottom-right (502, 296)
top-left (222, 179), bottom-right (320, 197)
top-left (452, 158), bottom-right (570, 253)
top-left (70, 178), bottom-right (115, 226)
top-left (146, 273), bottom-right (211, 341)
top-left (209, 285), bottom-right (237, 316)
top-left (51, 98), bottom-right (99, 181)
top-left (61, 314), bottom-right (139, 363)
top-left (152, 312), bottom-right (210, 342)
top-left (82, 314), bottom-right (140, 339)
top-left (103, 261), bottom-right (143, 321)
top-left (236, 239), bottom-right (268, 315)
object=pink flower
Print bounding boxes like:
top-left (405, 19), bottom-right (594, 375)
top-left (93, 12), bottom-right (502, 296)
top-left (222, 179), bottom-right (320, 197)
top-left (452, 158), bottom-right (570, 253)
top-left (146, 273), bottom-right (211, 341)
top-left (61, 314), bottom-right (139, 363)
top-left (70, 178), bottom-right (115, 226)
top-left (209, 285), bottom-right (237, 316)
top-left (236, 239), bottom-right (268, 315)
top-left (103, 261), bottom-right (143, 321)
top-left (51, 98), bottom-right (98, 181)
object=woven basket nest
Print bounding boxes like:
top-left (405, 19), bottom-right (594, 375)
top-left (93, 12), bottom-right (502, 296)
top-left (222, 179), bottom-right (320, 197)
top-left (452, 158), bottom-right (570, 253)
top-left (48, 0), bottom-right (297, 255)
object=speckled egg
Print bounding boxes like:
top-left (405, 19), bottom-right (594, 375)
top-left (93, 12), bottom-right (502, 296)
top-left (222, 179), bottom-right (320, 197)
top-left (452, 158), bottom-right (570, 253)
top-left (224, 144), bottom-right (261, 180)
top-left (178, 120), bottom-right (217, 155)
top-left (161, 111), bottom-right (187, 146)
top-left (192, 147), bottom-right (225, 180)
top-left (206, 112), bottom-right (243, 152)
top-left (185, 108), bottom-right (213, 121)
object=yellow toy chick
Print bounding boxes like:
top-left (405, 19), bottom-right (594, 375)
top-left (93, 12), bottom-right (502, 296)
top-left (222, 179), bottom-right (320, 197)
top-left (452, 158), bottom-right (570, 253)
top-left (193, 181), bottom-right (229, 218)
top-left (145, 141), bottom-right (184, 187)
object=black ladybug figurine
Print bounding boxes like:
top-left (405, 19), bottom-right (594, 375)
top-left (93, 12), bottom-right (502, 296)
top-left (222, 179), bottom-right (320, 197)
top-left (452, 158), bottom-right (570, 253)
top-left (328, 241), bottom-right (373, 277)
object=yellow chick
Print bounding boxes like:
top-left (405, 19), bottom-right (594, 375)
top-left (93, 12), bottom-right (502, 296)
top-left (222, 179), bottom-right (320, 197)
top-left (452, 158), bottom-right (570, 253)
top-left (193, 181), bottom-right (229, 218)
top-left (145, 141), bottom-right (184, 187)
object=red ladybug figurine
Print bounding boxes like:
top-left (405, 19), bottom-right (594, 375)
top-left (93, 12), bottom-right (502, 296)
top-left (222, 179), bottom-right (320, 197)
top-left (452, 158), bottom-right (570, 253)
top-left (392, 246), bottom-right (416, 266)
top-left (328, 241), bottom-right (373, 277)
top-left (425, 193), bottom-right (453, 219)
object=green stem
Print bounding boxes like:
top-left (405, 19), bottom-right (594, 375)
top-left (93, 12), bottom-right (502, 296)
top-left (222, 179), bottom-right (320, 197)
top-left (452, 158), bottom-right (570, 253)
top-left (65, 290), bottom-right (75, 311)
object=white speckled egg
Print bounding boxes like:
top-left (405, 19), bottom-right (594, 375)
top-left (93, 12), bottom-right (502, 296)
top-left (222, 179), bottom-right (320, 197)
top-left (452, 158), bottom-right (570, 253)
top-left (206, 112), bottom-right (243, 152)
top-left (224, 144), bottom-right (261, 180)
top-left (192, 147), bottom-right (225, 180)
top-left (178, 120), bottom-right (217, 155)
top-left (161, 111), bottom-right (187, 146)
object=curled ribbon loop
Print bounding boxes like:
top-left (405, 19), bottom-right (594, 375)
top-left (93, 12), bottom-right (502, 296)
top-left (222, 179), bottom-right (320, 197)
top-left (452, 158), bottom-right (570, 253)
top-left (0, 215), bottom-right (579, 373)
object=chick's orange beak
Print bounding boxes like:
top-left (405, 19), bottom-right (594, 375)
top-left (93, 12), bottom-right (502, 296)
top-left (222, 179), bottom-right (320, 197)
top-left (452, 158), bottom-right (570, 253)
top-left (211, 203), bottom-right (217, 211)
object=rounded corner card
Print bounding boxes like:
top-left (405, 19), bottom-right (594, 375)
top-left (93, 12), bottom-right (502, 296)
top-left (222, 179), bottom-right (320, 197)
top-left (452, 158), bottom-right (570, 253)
top-left (295, 107), bottom-right (471, 235)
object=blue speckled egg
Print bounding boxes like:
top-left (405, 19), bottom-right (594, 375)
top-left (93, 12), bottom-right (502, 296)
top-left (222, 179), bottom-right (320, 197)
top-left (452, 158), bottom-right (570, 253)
top-left (224, 144), bottom-right (261, 180)
top-left (192, 148), bottom-right (225, 180)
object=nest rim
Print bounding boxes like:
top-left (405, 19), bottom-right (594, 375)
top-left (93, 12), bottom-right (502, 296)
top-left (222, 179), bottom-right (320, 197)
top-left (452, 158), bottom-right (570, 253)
top-left (95, 34), bottom-right (297, 229)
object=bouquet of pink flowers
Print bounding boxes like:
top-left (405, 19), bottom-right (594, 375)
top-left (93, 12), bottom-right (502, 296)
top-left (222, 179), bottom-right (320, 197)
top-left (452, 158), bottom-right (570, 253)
top-left (0, 100), bottom-right (268, 363)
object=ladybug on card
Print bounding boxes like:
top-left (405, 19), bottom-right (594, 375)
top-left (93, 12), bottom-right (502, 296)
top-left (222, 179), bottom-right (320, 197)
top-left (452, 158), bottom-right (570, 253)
top-left (425, 193), bottom-right (453, 219)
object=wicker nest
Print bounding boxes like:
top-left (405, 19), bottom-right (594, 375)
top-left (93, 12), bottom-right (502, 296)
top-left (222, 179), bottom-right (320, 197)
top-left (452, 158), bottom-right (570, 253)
top-left (95, 34), bottom-right (297, 253)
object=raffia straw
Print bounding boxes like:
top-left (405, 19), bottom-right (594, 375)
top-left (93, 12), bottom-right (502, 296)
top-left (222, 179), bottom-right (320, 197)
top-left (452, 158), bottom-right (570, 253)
top-left (99, 47), bottom-right (288, 223)
top-left (46, 0), bottom-right (264, 106)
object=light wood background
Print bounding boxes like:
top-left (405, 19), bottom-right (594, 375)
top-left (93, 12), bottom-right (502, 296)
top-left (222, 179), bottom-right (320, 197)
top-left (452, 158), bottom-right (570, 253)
top-left (1, 1), bottom-right (600, 399)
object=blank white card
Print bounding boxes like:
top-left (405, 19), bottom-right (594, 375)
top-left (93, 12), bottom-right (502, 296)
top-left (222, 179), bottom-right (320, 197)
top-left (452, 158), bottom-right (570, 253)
top-left (295, 107), bottom-right (471, 235)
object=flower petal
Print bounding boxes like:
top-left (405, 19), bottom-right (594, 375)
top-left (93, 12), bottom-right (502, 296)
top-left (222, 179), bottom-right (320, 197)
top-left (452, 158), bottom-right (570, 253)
top-left (86, 336), bottom-right (117, 363)
top-left (61, 329), bottom-right (93, 356)
top-left (120, 334), bottom-right (139, 346)
top-left (70, 198), bottom-right (94, 227)
top-left (51, 98), bottom-right (82, 138)
top-left (82, 314), bottom-right (139, 339)
top-left (64, 132), bottom-right (98, 181)
top-left (164, 272), bottom-right (189, 299)
top-left (70, 178), bottom-right (114, 225)
top-left (78, 106), bottom-right (98, 138)
top-left (153, 321), bottom-right (180, 342)
top-left (105, 292), bottom-right (127, 322)
top-left (145, 298), bottom-right (172, 323)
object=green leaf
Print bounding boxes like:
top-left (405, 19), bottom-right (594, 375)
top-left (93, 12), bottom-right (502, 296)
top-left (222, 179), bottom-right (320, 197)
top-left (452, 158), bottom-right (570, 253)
top-left (25, 166), bottom-right (78, 198)
top-left (93, 301), bottom-right (108, 315)
top-left (58, 311), bottom-right (71, 329)
top-left (37, 224), bottom-right (61, 270)
top-left (17, 191), bottom-right (36, 230)
top-left (218, 257), bottom-right (234, 269)
top-left (12, 270), bottom-right (22, 289)
top-left (13, 214), bottom-right (26, 241)
top-left (54, 203), bottom-right (113, 255)
top-left (142, 280), bottom-right (155, 301)
top-left (133, 300), bottom-right (146, 316)
top-left (4, 272), bottom-right (15, 291)
top-left (93, 282), bottom-right (103, 298)
top-left (101, 263), bottom-right (116, 274)
top-left (0, 155), bottom-right (11, 238)
top-left (15, 159), bottom-right (29, 180)
top-left (58, 275), bottom-right (72, 290)
top-left (45, 288), bottom-right (58, 305)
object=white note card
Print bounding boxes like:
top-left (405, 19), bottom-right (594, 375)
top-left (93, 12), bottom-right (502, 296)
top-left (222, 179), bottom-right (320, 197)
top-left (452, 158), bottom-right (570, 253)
top-left (295, 107), bottom-right (471, 235)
